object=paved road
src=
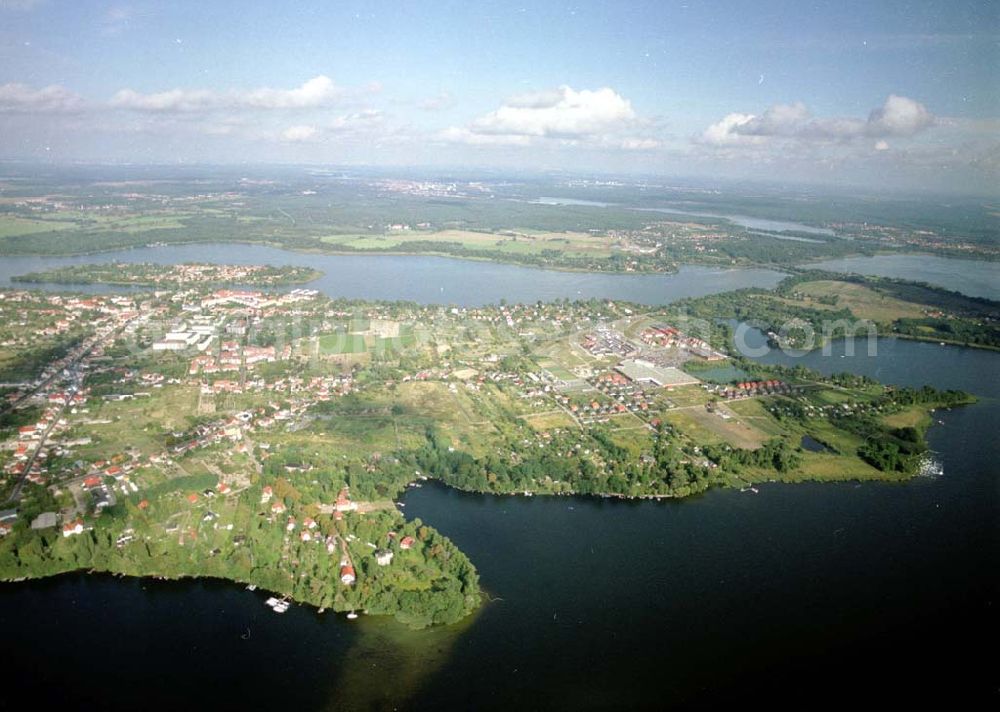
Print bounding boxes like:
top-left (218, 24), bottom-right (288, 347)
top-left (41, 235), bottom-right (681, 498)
top-left (3, 319), bottom-right (137, 505)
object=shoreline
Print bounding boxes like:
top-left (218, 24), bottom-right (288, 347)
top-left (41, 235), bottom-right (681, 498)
top-left (0, 410), bottom-right (962, 625)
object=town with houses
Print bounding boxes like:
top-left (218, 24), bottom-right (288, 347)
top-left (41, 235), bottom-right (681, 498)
top-left (0, 268), bottom-right (960, 626)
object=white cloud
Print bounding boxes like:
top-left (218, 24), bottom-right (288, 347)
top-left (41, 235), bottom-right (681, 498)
top-left (281, 125), bottom-right (318, 143)
top-left (437, 126), bottom-right (532, 146)
top-left (874, 140), bottom-right (889, 151)
top-left (328, 109), bottom-right (383, 132)
top-left (866, 95), bottom-right (934, 136)
top-left (110, 75), bottom-right (344, 113)
top-left (468, 85), bottom-right (636, 139)
top-left (618, 137), bottom-right (662, 150)
top-left (700, 95), bottom-right (935, 146)
top-left (275, 111), bottom-right (385, 143)
top-left (0, 82), bottom-right (83, 113)
top-left (439, 85), bottom-right (659, 152)
top-left (699, 112), bottom-right (759, 146)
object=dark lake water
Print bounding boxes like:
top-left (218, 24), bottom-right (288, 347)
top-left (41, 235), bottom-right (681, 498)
top-left (640, 207), bottom-right (837, 236)
top-left (3, 244), bottom-right (992, 303)
top-left (399, 333), bottom-right (998, 709)
top-left (0, 252), bottom-right (997, 710)
top-left (807, 254), bottom-right (999, 300)
top-left (529, 197), bottom-right (837, 235)
top-left (0, 244), bottom-right (786, 306)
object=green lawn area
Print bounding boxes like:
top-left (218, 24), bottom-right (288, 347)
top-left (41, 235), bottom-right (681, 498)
top-left (0, 216), bottom-right (77, 238)
top-left (139, 472), bottom-right (218, 500)
top-left (793, 451), bottom-right (886, 480)
top-left (86, 214), bottom-right (188, 233)
top-left (319, 333), bottom-right (368, 354)
top-left (665, 406), bottom-right (770, 449)
top-left (521, 411), bottom-right (577, 431)
top-left (373, 325), bottom-right (417, 352)
top-left (795, 280), bottom-right (927, 323)
top-left (881, 405), bottom-right (932, 429)
top-left (319, 229), bottom-right (614, 258)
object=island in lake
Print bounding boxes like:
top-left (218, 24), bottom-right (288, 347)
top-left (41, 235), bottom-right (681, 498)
top-left (0, 272), bottom-right (980, 627)
top-left (12, 262), bottom-right (323, 288)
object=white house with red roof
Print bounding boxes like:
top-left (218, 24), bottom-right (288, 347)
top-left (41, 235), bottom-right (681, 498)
top-left (62, 519), bottom-right (84, 537)
top-left (334, 487), bottom-right (357, 513)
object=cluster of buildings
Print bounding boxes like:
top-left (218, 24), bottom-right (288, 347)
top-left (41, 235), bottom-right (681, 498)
top-left (198, 288), bottom-right (318, 312)
top-left (708, 380), bottom-right (792, 400)
top-left (614, 360), bottom-right (700, 388)
top-left (188, 342), bottom-right (284, 375)
top-left (133, 264), bottom-right (310, 286)
top-left (640, 324), bottom-right (726, 360)
top-left (581, 327), bottom-right (638, 358)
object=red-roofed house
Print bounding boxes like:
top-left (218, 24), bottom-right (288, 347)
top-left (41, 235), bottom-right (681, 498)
top-left (340, 565), bottom-right (356, 585)
top-left (400, 536), bottom-right (415, 550)
top-left (62, 519), bottom-right (84, 537)
top-left (187, 493), bottom-right (199, 504)
top-left (83, 476), bottom-right (102, 489)
top-left (335, 487), bottom-right (357, 513)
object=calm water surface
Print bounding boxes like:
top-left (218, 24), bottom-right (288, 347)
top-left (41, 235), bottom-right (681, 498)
top-left (0, 243), bottom-right (785, 305)
top-left (808, 254), bottom-right (1000, 300)
top-left (402, 335), bottom-right (998, 709)
top-left (639, 207), bottom-right (837, 235)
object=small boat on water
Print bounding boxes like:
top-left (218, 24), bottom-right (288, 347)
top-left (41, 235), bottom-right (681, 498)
top-left (347, 611), bottom-right (358, 620)
top-left (265, 597), bottom-right (290, 613)
top-left (246, 584), bottom-right (257, 591)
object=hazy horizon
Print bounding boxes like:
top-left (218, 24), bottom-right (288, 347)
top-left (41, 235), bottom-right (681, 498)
top-left (1, 1), bottom-right (997, 195)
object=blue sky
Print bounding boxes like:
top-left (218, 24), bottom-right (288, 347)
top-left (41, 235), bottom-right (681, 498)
top-left (0, 0), bottom-right (997, 192)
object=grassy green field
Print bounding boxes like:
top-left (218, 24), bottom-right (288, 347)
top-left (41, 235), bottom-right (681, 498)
top-left (881, 404), bottom-right (933, 429)
top-left (664, 406), bottom-right (771, 450)
top-left (319, 228), bottom-right (615, 258)
top-left (0, 215), bottom-right (76, 238)
top-left (319, 333), bottom-right (368, 354)
top-left (794, 280), bottom-right (928, 322)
